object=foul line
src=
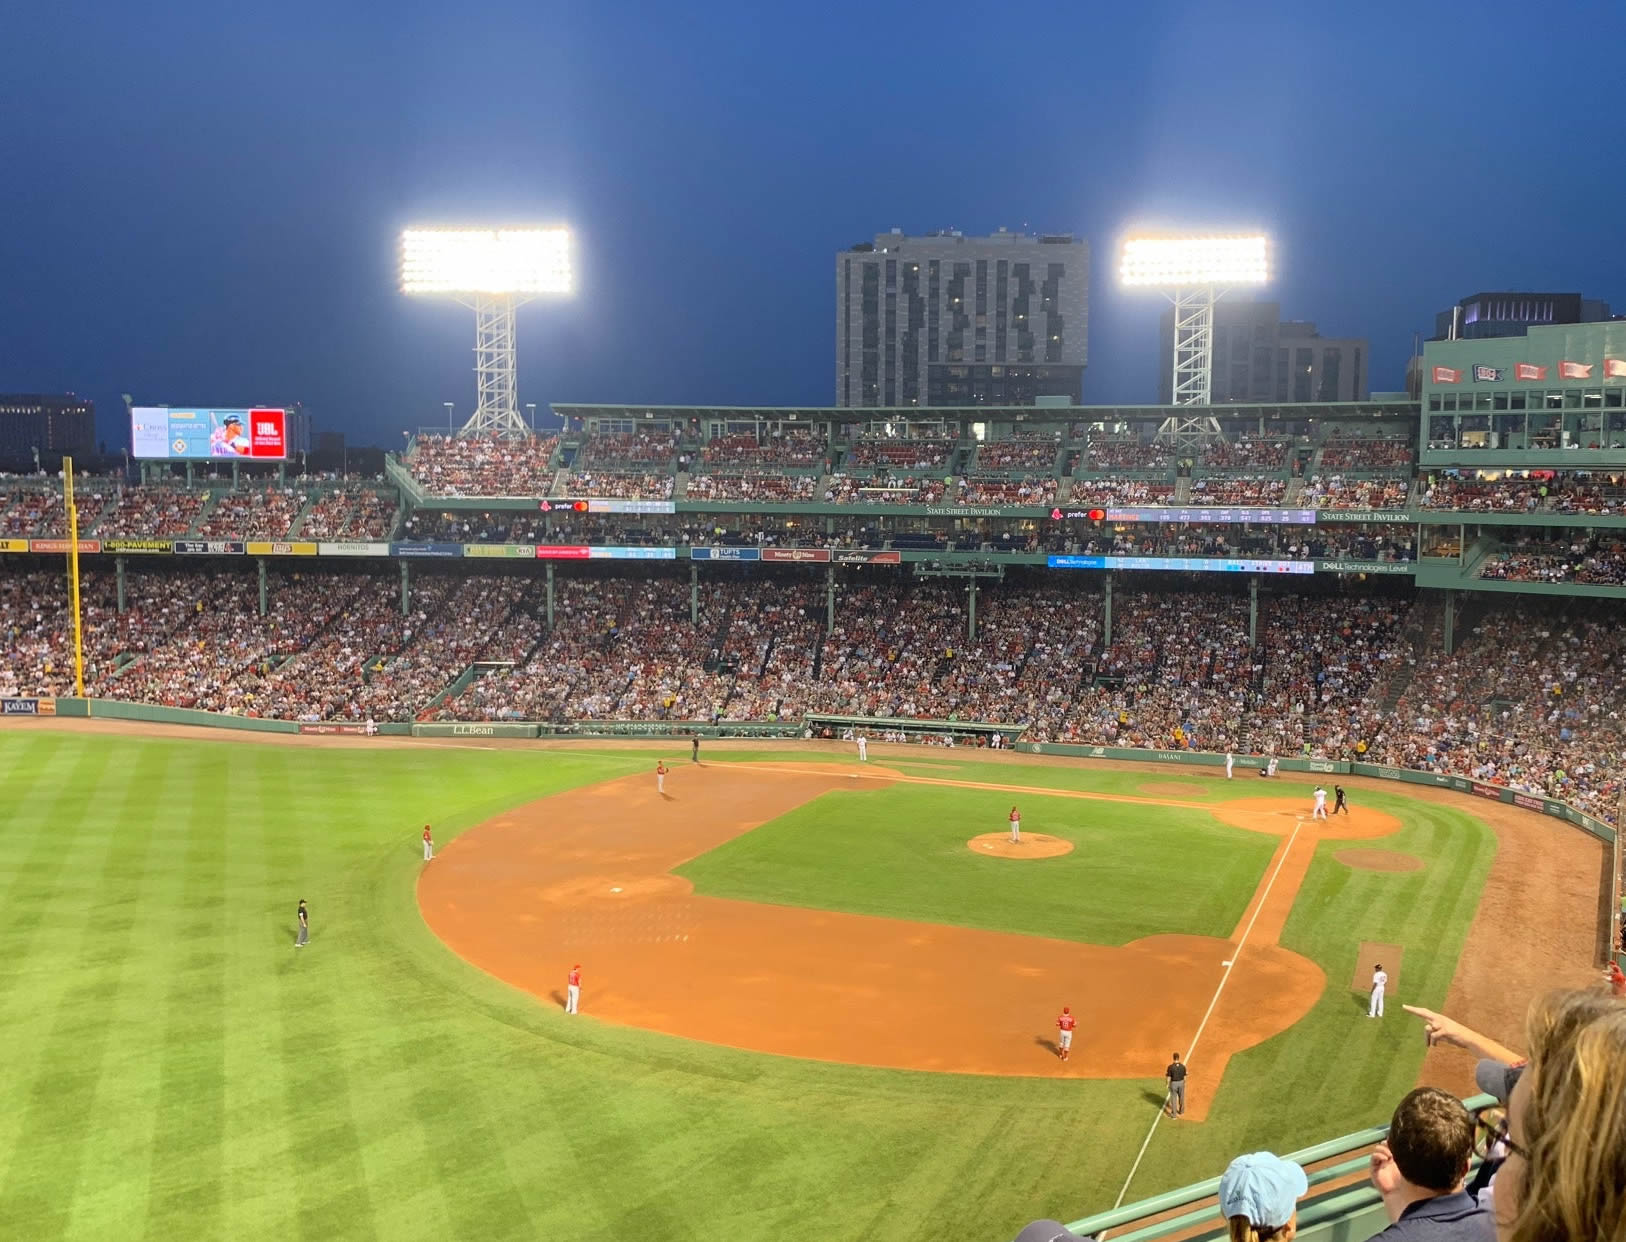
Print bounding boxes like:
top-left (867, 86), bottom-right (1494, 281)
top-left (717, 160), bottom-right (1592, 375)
top-left (1108, 817), bottom-right (1306, 1216)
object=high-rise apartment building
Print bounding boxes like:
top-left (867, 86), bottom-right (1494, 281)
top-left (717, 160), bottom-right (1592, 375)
top-left (0, 393), bottom-right (95, 467)
top-left (836, 230), bottom-right (1089, 408)
top-left (1433, 291), bottom-right (1612, 341)
top-left (1157, 302), bottom-right (1368, 404)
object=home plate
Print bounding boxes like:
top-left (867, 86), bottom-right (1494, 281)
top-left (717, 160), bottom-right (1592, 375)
top-left (611, 886), bottom-right (623, 893)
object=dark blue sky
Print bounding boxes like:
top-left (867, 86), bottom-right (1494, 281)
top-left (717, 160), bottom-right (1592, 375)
top-left (4, 0), bottom-right (1622, 451)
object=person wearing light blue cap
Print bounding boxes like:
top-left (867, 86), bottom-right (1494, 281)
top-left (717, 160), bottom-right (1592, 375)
top-left (1219, 1151), bottom-right (1308, 1242)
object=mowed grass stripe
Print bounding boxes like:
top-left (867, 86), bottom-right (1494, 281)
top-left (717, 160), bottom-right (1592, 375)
top-left (0, 739), bottom-right (154, 1234)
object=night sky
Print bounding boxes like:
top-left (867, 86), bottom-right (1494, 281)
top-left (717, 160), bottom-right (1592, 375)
top-left (4, 0), bottom-right (1622, 452)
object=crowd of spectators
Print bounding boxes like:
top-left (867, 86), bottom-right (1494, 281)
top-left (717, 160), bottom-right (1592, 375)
top-left (1186, 476), bottom-right (1288, 506)
top-left (1068, 479), bottom-right (1175, 506)
top-left (699, 432), bottom-right (822, 467)
top-left (955, 475), bottom-right (1057, 506)
top-left (1200, 438), bottom-right (1287, 470)
top-left (1420, 470), bottom-right (1626, 514)
top-left (560, 471), bottom-right (676, 500)
top-left (405, 433), bottom-right (560, 497)
top-left (1318, 437), bottom-right (1414, 470)
top-left (974, 436), bottom-right (1059, 471)
top-left (684, 473), bottom-right (820, 503)
top-left (0, 483), bottom-right (111, 537)
top-left (575, 432), bottom-right (680, 468)
top-left (1478, 538), bottom-right (1626, 586)
top-left (824, 474), bottom-right (948, 505)
top-left (297, 489), bottom-right (398, 540)
top-left (1301, 474), bottom-right (1412, 510)
top-left (193, 487), bottom-right (310, 539)
top-left (846, 436), bottom-right (955, 469)
top-left (94, 486), bottom-right (210, 538)
top-left (399, 510), bottom-right (549, 543)
top-left (1073, 525), bottom-right (1414, 563)
top-left (1083, 439), bottom-right (1172, 471)
top-left (3, 567), bottom-right (1621, 824)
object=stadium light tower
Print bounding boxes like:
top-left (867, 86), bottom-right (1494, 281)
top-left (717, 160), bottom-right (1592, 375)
top-left (400, 227), bottom-right (573, 437)
top-left (1120, 232), bottom-right (1269, 454)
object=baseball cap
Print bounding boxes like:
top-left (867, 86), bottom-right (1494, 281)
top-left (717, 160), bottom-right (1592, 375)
top-left (1219, 1152), bottom-right (1308, 1229)
top-left (1011, 1223), bottom-right (1095, 1242)
top-left (1474, 1059), bottom-right (1525, 1104)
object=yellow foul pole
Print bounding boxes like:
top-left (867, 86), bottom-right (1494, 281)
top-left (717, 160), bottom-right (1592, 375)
top-left (64, 456), bottom-right (86, 697)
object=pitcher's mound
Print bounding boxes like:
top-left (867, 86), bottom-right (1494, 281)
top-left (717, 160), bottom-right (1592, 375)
top-left (968, 833), bottom-right (1074, 859)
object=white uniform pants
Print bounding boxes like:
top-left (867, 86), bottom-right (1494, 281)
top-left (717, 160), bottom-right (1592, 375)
top-left (1369, 987), bottom-right (1385, 1017)
top-left (424, 840), bottom-right (433, 860)
top-left (567, 984), bottom-right (580, 1014)
top-left (1010, 820), bottom-right (1021, 842)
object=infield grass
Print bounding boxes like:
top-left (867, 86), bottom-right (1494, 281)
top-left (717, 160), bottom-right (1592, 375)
top-left (0, 733), bottom-right (1496, 1242)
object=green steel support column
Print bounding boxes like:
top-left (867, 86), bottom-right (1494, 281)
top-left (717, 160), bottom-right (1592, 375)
top-left (400, 561), bottom-right (409, 617)
top-left (690, 562), bottom-right (698, 626)
top-left (115, 556), bottom-right (126, 614)
top-left (1444, 590), bottom-right (1456, 657)
top-left (277, 462), bottom-right (286, 487)
top-left (257, 558), bottom-right (267, 618)
top-left (1103, 573), bottom-right (1113, 647)
top-left (185, 461), bottom-right (194, 487)
top-left (232, 461), bottom-right (239, 489)
top-left (967, 580), bottom-right (978, 642)
top-left (1249, 575), bottom-right (1259, 648)
top-left (545, 562), bottom-right (555, 630)
top-left (826, 565), bottom-right (835, 635)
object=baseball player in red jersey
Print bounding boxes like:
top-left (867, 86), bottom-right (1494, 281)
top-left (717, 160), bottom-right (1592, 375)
top-left (656, 761), bottom-right (667, 794)
top-left (1009, 805), bottom-right (1021, 844)
top-left (566, 964), bottom-right (582, 1014)
top-left (422, 824), bottom-right (433, 861)
top-left (1056, 1006), bottom-right (1076, 1061)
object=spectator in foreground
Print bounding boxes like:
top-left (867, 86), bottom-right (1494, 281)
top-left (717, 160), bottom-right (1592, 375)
top-left (1366, 1087), bottom-right (1492, 1239)
top-left (1219, 1152), bottom-right (1307, 1242)
top-left (1484, 988), bottom-right (1626, 1242)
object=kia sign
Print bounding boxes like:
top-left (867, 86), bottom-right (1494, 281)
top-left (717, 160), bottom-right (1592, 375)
top-left (131, 407), bottom-right (288, 461)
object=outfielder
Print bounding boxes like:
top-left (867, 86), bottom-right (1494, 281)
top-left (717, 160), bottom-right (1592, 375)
top-left (1009, 805), bottom-right (1021, 844)
top-left (1225, 750), bottom-right (1235, 779)
top-left (656, 760), bottom-right (667, 793)
top-left (1055, 1006), bottom-right (1076, 1061)
top-left (422, 824), bottom-right (433, 861)
top-left (856, 735), bottom-right (867, 762)
top-left (1369, 963), bottom-right (1388, 1017)
top-left (1312, 786), bottom-right (1328, 820)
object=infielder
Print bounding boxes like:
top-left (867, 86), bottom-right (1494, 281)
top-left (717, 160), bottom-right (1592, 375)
top-left (1311, 786), bottom-right (1328, 820)
top-left (566, 964), bottom-right (582, 1015)
top-left (1369, 963), bottom-right (1388, 1017)
top-left (1266, 756), bottom-right (1279, 778)
top-left (1055, 1006), bottom-right (1076, 1061)
top-left (856, 735), bottom-right (867, 762)
top-left (1225, 750), bottom-right (1235, 779)
top-left (422, 824), bottom-right (433, 861)
top-left (656, 760), bottom-right (667, 793)
top-left (1009, 805), bottom-right (1021, 844)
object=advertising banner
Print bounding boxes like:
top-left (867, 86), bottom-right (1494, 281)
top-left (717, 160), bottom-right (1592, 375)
top-left (1103, 507), bottom-right (1317, 525)
top-left (688, 547), bottom-right (761, 561)
top-left (103, 539), bottom-right (172, 554)
top-left (1048, 555), bottom-right (1313, 574)
top-left (390, 542), bottom-right (464, 559)
top-left (1315, 560), bottom-right (1416, 575)
top-left (1470, 780), bottom-right (1507, 801)
top-left (535, 545), bottom-right (593, 559)
top-left (297, 722), bottom-right (374, 736)
top-left (318, 541), bottom-right (389, 557)
top-left (411, 722), bottom-right (540, 738)
top-left (761, 548), bottom-right (831, 563)
top-left (173, 539), bottom-right (245, 555)
top-left (833, 550), bottom-right (902, 564)
top-left (586, 499), bottom-right (676, 515)
top-left (1512, 792), bottom-right (1545, 812)
top-left (462, 544), bottom-right (535, 558)
top-left (2, 697), bottom-right (45, 715)
top-left (0, 539), bottom-right (30, 553)
top-left (245, 541), bottom-right (318, 556)
top-left (1319, 511), bottom-right (1415, 524)
top-left (29, 539), bottom-right (103, 554)
top-left (587, 546), bottom-right (676, 560)
top-left (131, 407), bottom-right (287, 460)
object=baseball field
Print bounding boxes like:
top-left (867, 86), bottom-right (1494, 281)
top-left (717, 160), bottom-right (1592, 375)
top-left (0, 723), bottom-right (1606, 1242)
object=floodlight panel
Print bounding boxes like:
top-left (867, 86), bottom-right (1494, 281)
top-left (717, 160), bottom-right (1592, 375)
top-left (1119, 234), bottom-right (1269, 287)
top-left (400, 228), bottom-right (573, 295)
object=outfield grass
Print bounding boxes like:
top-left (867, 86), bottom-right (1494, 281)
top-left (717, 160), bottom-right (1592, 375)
top-left (0, 734), bottom-right (1495, 1242)
top-left (676, 784), bottom-right (1277, 943)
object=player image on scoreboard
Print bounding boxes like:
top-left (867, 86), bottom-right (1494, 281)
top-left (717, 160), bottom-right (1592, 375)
top-left (210, 412), bottom-right (252, 456)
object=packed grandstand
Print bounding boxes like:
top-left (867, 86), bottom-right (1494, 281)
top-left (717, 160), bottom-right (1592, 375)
top-left (2, 404), bottom-right (1624, 829)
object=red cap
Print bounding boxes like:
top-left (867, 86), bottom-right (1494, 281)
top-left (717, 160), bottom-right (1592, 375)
top-left (1063, 1006), bottom-right (1070, 1013)
top-left (573, 963), bottom-right (581, 969)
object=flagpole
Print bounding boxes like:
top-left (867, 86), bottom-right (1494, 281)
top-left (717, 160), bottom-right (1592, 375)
top-left (64, 456), bottom-right (86, 698)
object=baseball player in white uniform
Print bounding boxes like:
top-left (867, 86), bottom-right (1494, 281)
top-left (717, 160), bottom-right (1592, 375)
top-left (1312, 786), bottom-right (1328, 819)
top-left (1369, 964), bottom-right (1388, 1017)
top-left (1225, 751), bottom-right (1235, 779)
top-left (1266, 756), bottom-right (1279, 778)
top-left (856, 735), bottom-right (867, 762)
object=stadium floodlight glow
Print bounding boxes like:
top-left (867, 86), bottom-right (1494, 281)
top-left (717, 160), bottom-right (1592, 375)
top-left (1118, 230), bottom-right (1273, 452)
top-left (400, 228), bottom-right (573, 295)
top-left (400, 226), bottom-right (574, 436)
top-left (1119, 234), bottom-right (1269, 288)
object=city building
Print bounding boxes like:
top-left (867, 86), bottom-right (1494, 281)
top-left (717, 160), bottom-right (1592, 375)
top-left (1433, 291), bottom-right (1613, 342)
top-left (836, 230), bottom-right (1089, 408)
top-left (0, 393), bottom-right (95, 468)
top-left (1157, 301), bottom-right (1368, 405)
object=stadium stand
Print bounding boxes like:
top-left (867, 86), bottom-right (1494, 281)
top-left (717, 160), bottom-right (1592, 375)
top-left (405, 433), bottom-right (559, 497)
